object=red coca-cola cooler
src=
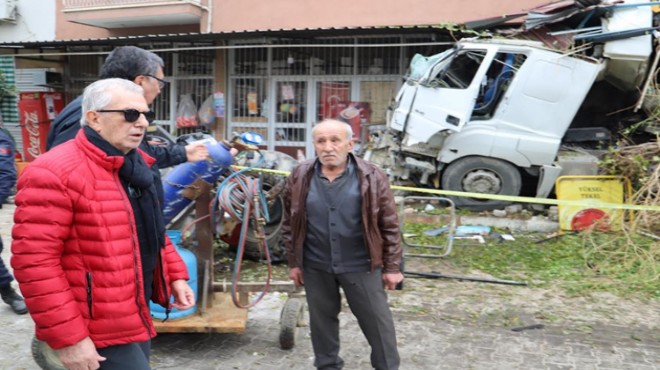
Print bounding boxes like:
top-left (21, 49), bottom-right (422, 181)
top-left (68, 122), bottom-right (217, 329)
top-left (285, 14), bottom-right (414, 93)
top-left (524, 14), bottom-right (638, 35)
top-left (18, 92), bottom-right (65, 161)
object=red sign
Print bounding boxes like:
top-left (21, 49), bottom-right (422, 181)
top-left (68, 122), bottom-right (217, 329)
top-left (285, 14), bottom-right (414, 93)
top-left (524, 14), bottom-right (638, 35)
top-left (18, 92), bottom-right (64, 161)
top-left (319, 82), bottom-right (350, 120)
top-left (337, 102), bottom-right (371, 141)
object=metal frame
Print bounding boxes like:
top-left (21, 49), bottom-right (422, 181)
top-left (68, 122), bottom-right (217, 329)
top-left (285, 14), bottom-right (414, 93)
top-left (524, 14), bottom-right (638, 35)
top-left (400, 195), bottom-right (457, 258)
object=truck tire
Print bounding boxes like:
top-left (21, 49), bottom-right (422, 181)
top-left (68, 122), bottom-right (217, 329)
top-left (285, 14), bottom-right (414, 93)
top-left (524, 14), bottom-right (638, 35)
top-left (222, 150), bottom-right (297, 262)
top-left (441, 157), bottom-right (521, 210)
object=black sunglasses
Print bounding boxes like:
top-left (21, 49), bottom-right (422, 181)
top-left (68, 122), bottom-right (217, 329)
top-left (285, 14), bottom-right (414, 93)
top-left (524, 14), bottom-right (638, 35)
top-left (144, 74), bottom-right (168, 89)
top-left (97, 109), bottom-right (156, 124)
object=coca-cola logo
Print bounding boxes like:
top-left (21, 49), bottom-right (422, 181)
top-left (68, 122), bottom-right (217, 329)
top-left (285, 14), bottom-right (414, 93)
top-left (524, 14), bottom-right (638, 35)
top-left (23, 111), bottom-right (41, 159)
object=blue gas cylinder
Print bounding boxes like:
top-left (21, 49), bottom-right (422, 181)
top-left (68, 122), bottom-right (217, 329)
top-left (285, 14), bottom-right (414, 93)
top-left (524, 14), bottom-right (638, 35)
top-left (162, 139), bottom-right (233, 224)
top-left (150, 230), bottom-right (198, 320)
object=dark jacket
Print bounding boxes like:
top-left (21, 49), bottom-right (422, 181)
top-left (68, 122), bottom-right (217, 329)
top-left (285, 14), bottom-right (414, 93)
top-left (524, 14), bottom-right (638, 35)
top-left (282, 153), bottom-right (402, 273)
top-left (45, 95), bottom-right (188, 204)
top-left (0, 128), bottom-right (16, 206)
top-left (46, 96), bottom-right (82, 150)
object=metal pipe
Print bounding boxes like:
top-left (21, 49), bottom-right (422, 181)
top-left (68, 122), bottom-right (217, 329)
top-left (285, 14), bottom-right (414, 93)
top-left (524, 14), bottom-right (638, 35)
top-left (405, 271), bottom-right (527, 286)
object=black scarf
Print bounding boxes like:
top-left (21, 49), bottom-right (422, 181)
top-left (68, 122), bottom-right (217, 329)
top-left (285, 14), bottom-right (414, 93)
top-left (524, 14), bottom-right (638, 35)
top-left (84, 126), bottom-right (166, 253)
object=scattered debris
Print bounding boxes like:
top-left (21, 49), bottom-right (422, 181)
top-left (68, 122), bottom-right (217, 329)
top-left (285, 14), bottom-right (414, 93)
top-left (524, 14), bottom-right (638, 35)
top-left (501, 234), bottom-right (516, 241)
top-left (510, 323), bottom-right (545, 332)
top-left (535, 231), bottom-right (579, 243)
top-left (492, 209), bottom-right (508, 218)
top-left (423, 226), bottom-right (449, 236)
top-left (455, 235), bottom-right (486, 244)
top-left (455, 225), bottom-right (491, 236)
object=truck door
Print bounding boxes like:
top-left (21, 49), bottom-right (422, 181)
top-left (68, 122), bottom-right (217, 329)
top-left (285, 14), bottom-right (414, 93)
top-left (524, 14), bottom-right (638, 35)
top-left (393, 48), bottom-right (491, 145)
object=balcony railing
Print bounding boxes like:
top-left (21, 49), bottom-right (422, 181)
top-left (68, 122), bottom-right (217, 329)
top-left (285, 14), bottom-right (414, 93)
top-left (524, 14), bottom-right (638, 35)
top-left (63, 0), bottom-right (202, 10)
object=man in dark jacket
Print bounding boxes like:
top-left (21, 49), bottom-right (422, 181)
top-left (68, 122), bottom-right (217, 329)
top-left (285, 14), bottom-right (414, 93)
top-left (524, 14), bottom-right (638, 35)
top-left (0, 127), bottom-right (27, 315)
top-left (282, 119), bottom-right (403, 370)
top-left (46, 46), bottom-right (208, 205)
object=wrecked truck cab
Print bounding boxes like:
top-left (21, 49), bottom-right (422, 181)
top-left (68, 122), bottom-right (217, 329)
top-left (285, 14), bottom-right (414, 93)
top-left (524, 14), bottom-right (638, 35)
top-left (366, 39), bottom-right (605, 210)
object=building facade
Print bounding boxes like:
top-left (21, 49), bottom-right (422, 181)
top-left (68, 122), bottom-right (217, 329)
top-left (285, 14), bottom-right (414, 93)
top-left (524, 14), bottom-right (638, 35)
top-left (0, 0), bottom-right (546, 158)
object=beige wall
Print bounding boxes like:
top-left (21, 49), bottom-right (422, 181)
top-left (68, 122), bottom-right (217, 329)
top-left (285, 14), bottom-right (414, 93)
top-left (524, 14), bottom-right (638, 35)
top-left (212, 0), bottom-right (548, 32)
top-left (55, 1), bottom-right (200, 40)
top-left (55, 0), bottom-right (548, 40)
top-left (55, 0), bottom-right (112, 40)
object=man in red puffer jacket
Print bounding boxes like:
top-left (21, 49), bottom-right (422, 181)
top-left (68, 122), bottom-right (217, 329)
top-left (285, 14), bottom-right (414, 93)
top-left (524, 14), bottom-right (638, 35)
top-left (11, 78), bottom-right (195, 370)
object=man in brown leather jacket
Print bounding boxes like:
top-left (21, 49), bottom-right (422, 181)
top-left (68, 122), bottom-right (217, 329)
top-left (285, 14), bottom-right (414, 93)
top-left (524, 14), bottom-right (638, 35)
top-left (282, 119), bottom-right (403, 370)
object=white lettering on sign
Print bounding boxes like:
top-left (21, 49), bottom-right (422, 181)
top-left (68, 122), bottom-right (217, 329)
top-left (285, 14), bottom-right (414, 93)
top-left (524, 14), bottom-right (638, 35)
top-left (23, 111), bottom-right (41, 160)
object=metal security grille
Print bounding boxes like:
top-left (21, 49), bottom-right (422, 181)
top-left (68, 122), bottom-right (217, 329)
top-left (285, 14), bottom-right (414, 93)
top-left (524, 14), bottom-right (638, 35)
top-left (0, 56), bottom-right (19, 147)
top-left (228, 35), bottom-right (453, 158)
top-left (66, 44), bottom-right (214, 136)
top-left (167, 47), bottom-right (215, 136)
top-left (66, 50), bottom-right (104, 102)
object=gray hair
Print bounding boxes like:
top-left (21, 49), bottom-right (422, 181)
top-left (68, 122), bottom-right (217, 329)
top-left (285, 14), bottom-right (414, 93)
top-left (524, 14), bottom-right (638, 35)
top-left (99, 46), bottom-right (164, 81)
top-left (312, 119), bottom-right (353, 140)
top-left (80, 78), bottom-right (144, 127)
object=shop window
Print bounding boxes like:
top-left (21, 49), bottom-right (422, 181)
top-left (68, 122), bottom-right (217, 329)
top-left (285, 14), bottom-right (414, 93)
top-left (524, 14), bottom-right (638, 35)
top-left (357, 37), bottom-right (400, 75)
top-left (231, 46), bottom-right (268, 76)
top-left (275, 81), bottom-right (306, 123)
top-left (232, 78), bottom-right (268, 121)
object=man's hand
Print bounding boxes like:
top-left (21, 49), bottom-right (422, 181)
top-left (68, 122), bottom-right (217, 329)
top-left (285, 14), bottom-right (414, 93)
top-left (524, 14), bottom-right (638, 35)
top-left (382, 272), bottom-right (403, 290)
top-left (56, 337), bottom-right (105, 370)
top-left (171, 279), bottom-right (195, 310)
top-left (289, 267), bottom-right (304, 287)
top-left (185, 142), bottom-right (209, 162)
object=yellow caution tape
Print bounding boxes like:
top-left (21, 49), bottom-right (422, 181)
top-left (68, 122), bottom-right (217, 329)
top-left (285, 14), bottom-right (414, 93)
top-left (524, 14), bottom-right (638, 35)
top-left (231, 166), bottom-right (660, 212)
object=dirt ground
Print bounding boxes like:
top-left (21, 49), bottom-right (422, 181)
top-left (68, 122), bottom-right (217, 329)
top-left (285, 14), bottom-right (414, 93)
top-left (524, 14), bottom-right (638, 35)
top-left (392, 257), bottom-right (659, 344)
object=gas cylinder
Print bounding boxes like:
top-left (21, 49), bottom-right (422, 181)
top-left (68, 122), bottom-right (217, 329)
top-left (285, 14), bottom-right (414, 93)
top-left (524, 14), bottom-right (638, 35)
top-left (162, 138), bottom-right (233, 224)
top-left (150, 230), bottom-right (198, 320)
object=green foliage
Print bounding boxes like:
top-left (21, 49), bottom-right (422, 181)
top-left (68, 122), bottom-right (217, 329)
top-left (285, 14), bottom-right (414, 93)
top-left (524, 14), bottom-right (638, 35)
top-left (211, 221), bottom-right (659, 300)
top-left (403, 223), bottom-right (659, 299)
top-left (0, 69), bottom-right (16, 101)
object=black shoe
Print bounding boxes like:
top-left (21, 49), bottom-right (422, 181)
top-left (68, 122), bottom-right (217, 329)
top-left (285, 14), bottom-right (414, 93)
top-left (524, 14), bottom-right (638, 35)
top-left (0, 285), bottom-right (28, 315)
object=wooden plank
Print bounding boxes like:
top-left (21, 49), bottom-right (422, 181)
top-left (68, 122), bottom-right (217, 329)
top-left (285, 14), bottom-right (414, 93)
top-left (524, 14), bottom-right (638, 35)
top-left (213, 280), bottom-right (302, 294)
top-left (152, 293), bottom-right (248, 334)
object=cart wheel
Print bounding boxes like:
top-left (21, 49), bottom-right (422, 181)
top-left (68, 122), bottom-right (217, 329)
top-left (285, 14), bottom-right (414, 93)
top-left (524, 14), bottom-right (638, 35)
top-left (279, 297), bottom-right (305, 350)
top-left (31, 336), bottom-right (66, 370)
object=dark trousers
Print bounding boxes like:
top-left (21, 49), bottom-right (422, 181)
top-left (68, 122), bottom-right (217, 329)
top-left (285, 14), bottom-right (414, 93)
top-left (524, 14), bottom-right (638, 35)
top-left (304, 268), bottom-right (400, 370)
top-left (97, 340), bottom-right (151, 370)
top-left (0, 237), bottom-right (14, 287)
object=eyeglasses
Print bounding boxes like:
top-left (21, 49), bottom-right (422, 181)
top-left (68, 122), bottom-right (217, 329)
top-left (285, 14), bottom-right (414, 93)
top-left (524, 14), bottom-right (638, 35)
top-left (144, 74), bottom-right (167, 89)
top-left (97, 109), bottom-right (156, 124)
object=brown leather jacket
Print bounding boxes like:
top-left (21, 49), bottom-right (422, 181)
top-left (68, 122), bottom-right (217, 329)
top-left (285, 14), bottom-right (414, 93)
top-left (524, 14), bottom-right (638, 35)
top-left (282, 154), bottom-right (402, 273)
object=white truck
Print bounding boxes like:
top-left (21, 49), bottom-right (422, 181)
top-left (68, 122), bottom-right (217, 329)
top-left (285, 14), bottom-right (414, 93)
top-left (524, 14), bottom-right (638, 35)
top-left (364, 2), bottom-right (656, 209)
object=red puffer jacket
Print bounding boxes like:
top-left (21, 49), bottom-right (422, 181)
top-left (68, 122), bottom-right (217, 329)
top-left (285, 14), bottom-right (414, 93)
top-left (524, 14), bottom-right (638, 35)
top-left (11, 130), bottom-right (189, 350)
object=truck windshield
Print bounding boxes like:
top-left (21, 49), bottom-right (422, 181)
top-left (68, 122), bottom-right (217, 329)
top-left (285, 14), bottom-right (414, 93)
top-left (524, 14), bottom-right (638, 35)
top-left (426, 49), bottom-right (487, 89)
top-left (407, 49), bottom-right (453, 81)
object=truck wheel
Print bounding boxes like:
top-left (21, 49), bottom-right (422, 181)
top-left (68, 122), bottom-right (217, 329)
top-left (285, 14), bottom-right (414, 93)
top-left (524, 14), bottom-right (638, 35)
top-left (32, 337), bottom-right (66, 370)
top-left (223, 150), bottom-right (298, 262)
top-left (441, 157), bottom-right (521, 210)
top-left (279, 297), bottom-right (305, 350)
